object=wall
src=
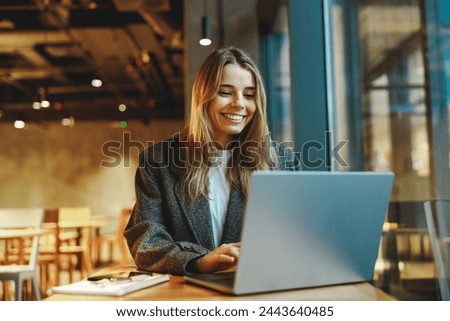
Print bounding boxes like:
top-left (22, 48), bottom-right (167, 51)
top-left (0, 119), bottom-right (184, 231)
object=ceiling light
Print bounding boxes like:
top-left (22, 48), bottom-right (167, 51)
top-left (140, 50), bottom-right (151, 64)
top-left (199, 0), bottom-right (212, 46)
top-left (118, 104), bottom-right (127, 112)
top-left (32, 101), bottom-right (41, 110)
top-left (61, 116), bottom-right (75, 127)
top-left (199, 16), bottom-right (212, 46)
top-left (14, 120), bottom-right (26, 129)
top-left (88, 1), bottom-right (98, 10)
top-left (40, 100), bottom-right (50, 108)
top-left (91, 78), bottom-right (103, 88)
top-left (39, 87), bottom-right (50, 108)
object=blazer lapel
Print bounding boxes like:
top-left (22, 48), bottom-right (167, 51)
top-left (221, 186), bottom-right (245, 244)
top-left (170, 135), bottom-right (215, 250)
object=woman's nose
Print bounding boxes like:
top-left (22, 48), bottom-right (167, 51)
top-left (232, 94), bottom-right (245, 108)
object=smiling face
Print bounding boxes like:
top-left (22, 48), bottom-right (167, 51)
top-left (207, 63), bottom-right (257, 147)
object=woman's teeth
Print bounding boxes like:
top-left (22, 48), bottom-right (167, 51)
top-left (223, 114), bottom-right (244, 121)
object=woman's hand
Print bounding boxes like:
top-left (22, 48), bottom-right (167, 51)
top-left (195, 242), bottom-right (240, 273)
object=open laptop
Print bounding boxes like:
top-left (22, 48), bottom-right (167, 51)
top-left (185, 171), bottom-right (394, 295)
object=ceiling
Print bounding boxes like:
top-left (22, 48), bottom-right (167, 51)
top-left (0, 0), bottom-right (185, 125)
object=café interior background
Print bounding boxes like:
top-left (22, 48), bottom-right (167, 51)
top-left (0, 0), bottom-right (449, 300)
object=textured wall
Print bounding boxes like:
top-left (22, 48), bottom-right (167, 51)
top-left (0, 119), bottom-right (184, 231)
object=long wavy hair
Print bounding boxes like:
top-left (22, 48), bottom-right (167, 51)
top-left (183, 47), bottom-right (277, 203)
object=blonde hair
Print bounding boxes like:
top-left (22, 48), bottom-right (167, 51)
top-left (183, 47), bottom-right (277, 203)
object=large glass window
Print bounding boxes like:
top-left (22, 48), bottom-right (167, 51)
top-left (331, 0), bottom-right (435, 199)
top-left (330, 0), bottom-right (450, 300)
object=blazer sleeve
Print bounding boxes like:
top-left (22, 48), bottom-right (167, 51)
top-left (124, 152), bottom-right (209, 276)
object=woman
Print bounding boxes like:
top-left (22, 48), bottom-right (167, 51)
top-left (124, 47), bottom-right (300, 275)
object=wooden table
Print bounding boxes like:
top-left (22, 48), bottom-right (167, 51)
top-left (56, 219), bottom-right (106, 230)
top-left (45, 266), bottom-right (395, 301)
top-left (0, 228), bottom-right (48, 239)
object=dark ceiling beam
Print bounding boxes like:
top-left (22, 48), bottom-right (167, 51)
top-left (68, 9), bottom-right (144, 28)
top-left (0, 4), bottom-right (144, 30)
top-left (0, 69), bottom-right (36, 98)
top-left (0, 104), bottom-right (184, 122)
top-left (46, 84), bottom-right (147, 95)
top-left (2, 65), bottom-right (94, 75)
top-left (0, 84), bottom-right (152, 104)
top-left (1, 96), bottom-right (154, 111)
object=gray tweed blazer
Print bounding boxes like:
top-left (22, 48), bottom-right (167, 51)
top-left (124, 132), bottom-right (300, 275)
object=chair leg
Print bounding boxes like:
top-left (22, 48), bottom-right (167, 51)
top-left (108, 243), bottom-right (114, 264)
top-left (39, 263), bottom-right (46, 294)
top-left (2, 281), bottom-right (8, 300)
top-left (4, 281), bottom-right (12, 300)
top-left (14, 277), bottom-right (22, 301)
top-left (54, 259), bottom-right (61, 286)
top-left (82, 251), bottom-right (94, 277)
top-left (95, 240), bottom-right (101, 267)
top-left (68, 257), bottom-right (75, 283)
top-left (32, 273), bottom-right (42, 300)
top-left (24, 279), bottom-right (31, 300)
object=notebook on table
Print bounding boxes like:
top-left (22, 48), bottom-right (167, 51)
top-left (185, 171), bottom-right (394, 295)
top-left (51, 271), bottom-right (169, 297)
top-left (50, 266), bottom-right (169, 296)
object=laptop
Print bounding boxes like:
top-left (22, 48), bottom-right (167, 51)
top-left (185, 171), bottom-right (394, 295)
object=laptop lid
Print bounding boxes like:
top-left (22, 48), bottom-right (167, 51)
top-left (230, 171), bottom-right (394, 295)
top-left (185, 171), bottom-right (394, 295)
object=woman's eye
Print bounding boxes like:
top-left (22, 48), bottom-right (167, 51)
top-left (218, 91), bottom-right (231, 96)
top-left (244, 92), bottom-right (255, 98)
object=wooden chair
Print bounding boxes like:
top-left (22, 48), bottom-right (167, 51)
top-left (0, 208), bottom-right (44, 301)
top-left (96, 208), bottom-right (133, 266)
top-left (39, 207), bottom-right (94, 291)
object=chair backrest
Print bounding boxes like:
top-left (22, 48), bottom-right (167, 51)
top-left (0, 208), bottom-right (44, 266)
top-left (43, 208), bottom-right (61, 247)
top-left (0, 208), bottom-right (44, 229)
top-left (58, 207), bottom-right (92, 221)
top-left (425, 200), bottom-right (450, 301)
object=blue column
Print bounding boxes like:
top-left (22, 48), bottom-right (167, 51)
top-left (424, 0), bottom-right (450, 199)
top-left (288, 0), bottom-right (329, 170)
